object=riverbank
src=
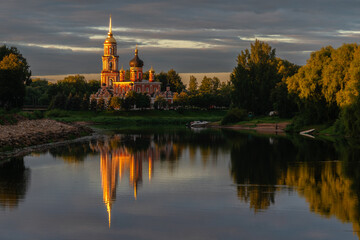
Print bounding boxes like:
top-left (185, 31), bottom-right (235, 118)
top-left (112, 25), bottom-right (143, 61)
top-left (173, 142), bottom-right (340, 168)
top-left (0, 119), bottom-right (93, 152)
top-left (45, 109), bottom-right (227, 125)
top-left (210, 120), bottom-right (290, 134)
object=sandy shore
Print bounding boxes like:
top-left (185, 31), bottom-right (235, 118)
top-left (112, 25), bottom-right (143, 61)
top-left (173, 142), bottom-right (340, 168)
top-left (0, 119), bottom-right (93, 151)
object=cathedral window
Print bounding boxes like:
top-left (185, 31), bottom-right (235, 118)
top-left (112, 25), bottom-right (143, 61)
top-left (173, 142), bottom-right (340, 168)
top-left (109, 62), bottom-right (113, 71)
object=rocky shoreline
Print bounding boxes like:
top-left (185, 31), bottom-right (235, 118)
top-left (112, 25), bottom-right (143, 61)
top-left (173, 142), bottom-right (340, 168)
top-left (0, 119), bottom-right (93, 153)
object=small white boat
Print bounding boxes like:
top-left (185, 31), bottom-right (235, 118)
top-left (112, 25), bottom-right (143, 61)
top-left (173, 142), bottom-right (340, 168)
top-left (189, 121), bottom-right (209, 128)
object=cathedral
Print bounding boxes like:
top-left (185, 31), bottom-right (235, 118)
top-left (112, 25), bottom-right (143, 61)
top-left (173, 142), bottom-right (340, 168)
top-left (91, 16), bottom-right (173, 108)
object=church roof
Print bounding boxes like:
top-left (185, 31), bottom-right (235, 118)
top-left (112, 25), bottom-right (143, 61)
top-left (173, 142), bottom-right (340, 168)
top-left (129, 47), bottom-right (144, 67)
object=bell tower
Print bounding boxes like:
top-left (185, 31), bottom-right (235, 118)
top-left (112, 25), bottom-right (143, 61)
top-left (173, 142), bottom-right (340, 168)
top-left (101, 15), bottom-right (119, 87)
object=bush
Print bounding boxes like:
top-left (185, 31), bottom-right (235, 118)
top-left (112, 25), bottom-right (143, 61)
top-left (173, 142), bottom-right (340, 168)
top-left (221, 108), bottom-right (247, 125)
top-left (45, 109), bottom-right (70, 118)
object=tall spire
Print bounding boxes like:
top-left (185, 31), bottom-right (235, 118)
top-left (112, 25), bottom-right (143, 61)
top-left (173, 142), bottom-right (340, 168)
top-left (109, 14), bottom-right (112, 35)
top-left (135, 44), bottom-right (138, 55)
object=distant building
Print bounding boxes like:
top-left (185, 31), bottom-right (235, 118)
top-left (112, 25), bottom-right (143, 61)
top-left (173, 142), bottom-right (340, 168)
top-left (91, 16), bottom-right (173, 107)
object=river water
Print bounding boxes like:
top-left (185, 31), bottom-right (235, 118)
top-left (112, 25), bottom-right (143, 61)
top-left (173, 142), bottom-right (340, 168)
top-left (0, 127), bottom-right (359, 240)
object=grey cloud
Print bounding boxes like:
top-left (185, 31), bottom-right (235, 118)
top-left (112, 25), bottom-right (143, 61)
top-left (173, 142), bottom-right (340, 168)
top-left (1, 0), bottom-right (360, 75)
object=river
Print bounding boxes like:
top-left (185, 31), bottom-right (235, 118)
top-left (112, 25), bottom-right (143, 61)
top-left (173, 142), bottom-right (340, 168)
top-left (0, 127), bottom-right (359, 240)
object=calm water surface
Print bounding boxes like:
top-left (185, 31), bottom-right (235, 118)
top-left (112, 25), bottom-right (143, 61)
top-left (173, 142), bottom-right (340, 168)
top-left (0, 128), bottom-right (360, 240)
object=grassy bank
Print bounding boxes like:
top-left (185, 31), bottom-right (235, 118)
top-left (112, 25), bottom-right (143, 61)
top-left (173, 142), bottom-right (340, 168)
top-left (44, 109), bottom-right (227, 125)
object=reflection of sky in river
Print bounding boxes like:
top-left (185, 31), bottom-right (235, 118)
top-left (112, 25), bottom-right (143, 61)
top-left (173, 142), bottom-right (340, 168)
top-left (0, 131), bottom-right (357, 240)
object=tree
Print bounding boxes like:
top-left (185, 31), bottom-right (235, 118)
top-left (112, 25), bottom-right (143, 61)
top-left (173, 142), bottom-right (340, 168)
top-left (90, 98), bottom-right (97, 111)
top-left (154, 69), bottom-right (186, 93)
top-left (0, 45), bottom-right (31, 108)
top-left (81, 95), bottom-right (89, 110)
top-left (109, 96), bottom-right (122, 110)
top-left (155, 71), bottom-right (168, 91)
top-left (57, 75), bottom-right (88, 96)
top-left (231, 40), bottom-right (298, 115)
top-left (286, 43), bottom-right (360, 125)
top-left (96, 98), bottom-right (105, 111)
top-left (50, 92), bottom-right (67, 109)
top-left (154, 95), bottom-right (168, 110)
top-left (173, 91), bottom-right (189, 107)
top-left (135, 93), bottom-right (150, 109)
top-left (123, 91), bottom-right (137, 110)
top-left (0, 45), bottom-right (31, 85)
top-left (199, 76), bottom-right (220, 94)
top-left (188, 75), bottom-right (198, 94)
top-left (167, 69), bottom-right (185, 93)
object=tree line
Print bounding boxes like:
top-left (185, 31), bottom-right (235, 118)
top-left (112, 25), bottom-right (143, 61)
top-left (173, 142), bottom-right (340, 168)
top-left (229, 40), bottom-right (360, 137)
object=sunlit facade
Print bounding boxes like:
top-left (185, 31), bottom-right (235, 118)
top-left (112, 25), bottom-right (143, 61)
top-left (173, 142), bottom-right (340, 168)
top-left (91, 16), bottom-right (174, 107)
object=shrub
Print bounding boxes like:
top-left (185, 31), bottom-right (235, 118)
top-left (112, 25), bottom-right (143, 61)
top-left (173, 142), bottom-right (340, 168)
top-left (45, 109), bottom-right (70, 118)
top-left (221, 108), bottom-right (247, 125)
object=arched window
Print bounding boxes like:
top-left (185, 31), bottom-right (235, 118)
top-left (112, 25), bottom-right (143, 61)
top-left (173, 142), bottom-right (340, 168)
top-left (146, 87), bottom-right (149, 92)
top-left (109, 62), bottom-right (113, 71)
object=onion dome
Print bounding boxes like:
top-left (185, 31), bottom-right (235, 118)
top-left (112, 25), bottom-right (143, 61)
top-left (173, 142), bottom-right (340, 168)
top-left (129, 46), bottom-right (144, 67)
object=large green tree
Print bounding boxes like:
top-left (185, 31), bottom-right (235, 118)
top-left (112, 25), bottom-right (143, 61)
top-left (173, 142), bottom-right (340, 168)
top-left (287, 43), bottom-right (360, 125)
top-left (155, 69), bottom-right (186, 93)
top-left (0, 45), bottom-right (31, 108)
top-left (231, 40), bottom-right (298, 116)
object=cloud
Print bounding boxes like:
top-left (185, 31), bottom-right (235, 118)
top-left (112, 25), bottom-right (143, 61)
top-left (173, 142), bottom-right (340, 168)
top-left (1, 0), bottom-right (360, 75)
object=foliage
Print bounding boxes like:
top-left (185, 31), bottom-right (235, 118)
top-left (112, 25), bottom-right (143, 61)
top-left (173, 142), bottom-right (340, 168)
top-left (89, 98), bottom-right (97, 111)
top-left (96, 98), bottom-right (105, 111)
top-left (0, 45), bottom-right (31, 85)
top-left (45, 109), bottom-right (70, 118)
top-left (336, 84), bottom-right (360, 138)
top-left (188, 75), bottom-right (198, 94)
top-left (123, 91), bottom-right (136, 110)
top-left (135, 93), bottom-right (150, 109)
top-left (0, 46), bottom-right (31, 109)
top-left (154, 95), bottom-right (168, 110)
top-left (231, 40), bottom-right (298, 116)
top-left (109, 97), bottom-right (122, 110)
top-left (49, 92), bottom-right (66, 110)
top-left (155, 69), bottom-right (185, 93)
top-left (287, 43), bottom-right (360, 127)
top-left (221, 108), bottom-right (248, 125)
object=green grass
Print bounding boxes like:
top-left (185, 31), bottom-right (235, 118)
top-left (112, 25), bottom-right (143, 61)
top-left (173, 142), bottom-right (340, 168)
top-left (45, 109), bottom-right (227, 125)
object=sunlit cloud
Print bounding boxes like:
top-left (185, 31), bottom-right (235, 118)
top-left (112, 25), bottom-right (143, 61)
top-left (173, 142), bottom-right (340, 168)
top-left (7, 42), bottom-right (103, 52)
top-left (239, 34), bottom-right (302, 43)
top-left (88, 26), bottom-right (164, 33)
top-left (337, 30), bottom-right (360, 36)
top-left (89, 35), bottom-right (220, 49)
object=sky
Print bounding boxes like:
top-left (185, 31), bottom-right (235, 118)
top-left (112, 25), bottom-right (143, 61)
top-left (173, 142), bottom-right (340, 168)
top-left (1, 0), bottom-right (360, 76)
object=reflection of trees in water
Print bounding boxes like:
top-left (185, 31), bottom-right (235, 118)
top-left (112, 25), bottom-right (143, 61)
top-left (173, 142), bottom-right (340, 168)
top-left (229, 131), bottom-right (360, 238)
top-left (0, 158), bottom-right (30, 209)
top-left (49, 141), bottom-right (97, 163)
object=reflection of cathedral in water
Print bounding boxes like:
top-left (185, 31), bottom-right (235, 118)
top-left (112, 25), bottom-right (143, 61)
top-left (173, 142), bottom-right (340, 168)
top-left (90, 135), bottom-right (173, 228)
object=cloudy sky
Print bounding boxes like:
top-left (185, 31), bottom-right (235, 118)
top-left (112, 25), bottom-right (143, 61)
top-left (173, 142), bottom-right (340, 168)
top-left (1, 0), bottom-right (360, 76)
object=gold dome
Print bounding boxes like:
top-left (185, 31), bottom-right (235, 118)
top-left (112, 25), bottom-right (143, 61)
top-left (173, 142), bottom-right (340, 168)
top-left (104, 35), bottom-right (116, 44)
